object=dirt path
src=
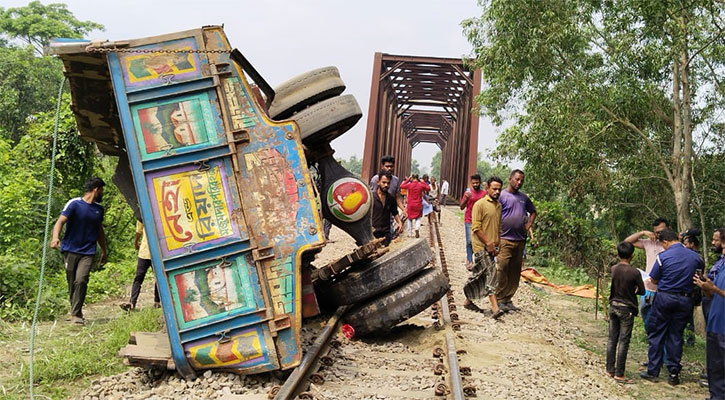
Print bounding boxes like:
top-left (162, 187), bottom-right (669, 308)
top-left (3, 207), bottom-right (711, 399)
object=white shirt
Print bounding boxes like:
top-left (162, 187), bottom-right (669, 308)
top-left (440, 180), bottom-right (449, 196)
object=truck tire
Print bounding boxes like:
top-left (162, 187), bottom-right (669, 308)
top-left (267, 67), bottom-right (345, 120)
top-left (320, 239), bottom-right (433, 306)
top-left (293, 95), bottom-right (362, 145)
top-left (344, 268), bottom-right (449, 336)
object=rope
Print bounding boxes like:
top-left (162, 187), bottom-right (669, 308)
top-left (29, 77), bottom-right (66, 399)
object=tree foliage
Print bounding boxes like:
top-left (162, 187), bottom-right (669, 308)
top-left (336, 155), bottom-right (362, 177)
top-left (410, 159), bottom-right (421, 175)
top-left (464, 0), bottom-right (725, 233)
top-left (0, 1), bottom-right (103, 55)
top-left (430, 151), bottom-right (442, 178)
top-left (0, 3), bottom-right (135, 321)
top-left (0, 46), bottom-right (63, 142)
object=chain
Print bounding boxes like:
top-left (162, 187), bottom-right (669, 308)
top-left (85, 46), bottom-right (231, 54)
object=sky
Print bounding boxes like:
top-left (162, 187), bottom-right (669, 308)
top-left (8, 0), bottom-right (502, 171)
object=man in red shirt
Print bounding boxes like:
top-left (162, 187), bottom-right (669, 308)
top-left (459, 174), bottom-right (487, 269)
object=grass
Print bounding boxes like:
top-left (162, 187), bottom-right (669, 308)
top-left (1, 307), bottom-right (162, 399)
top-left (537, 268), bottom-right (708, 400)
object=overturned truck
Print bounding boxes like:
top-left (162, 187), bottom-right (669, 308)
top-left (50, 26), bottom-right (448, 379)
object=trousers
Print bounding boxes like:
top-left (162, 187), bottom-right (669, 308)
top-left (707, 332), bottom-right (725, 400)
top-left (129, 257), bottom-right (160, 306)
top-left (646, 292), bottom-right (693, 376)
top-left (495, 239), bottom-right (526, 303)
top-left (64, 252), bottom-right (94, 318)
top-left (606, 304), bottom-right (636, 377)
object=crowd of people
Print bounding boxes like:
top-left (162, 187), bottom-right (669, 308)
top-left (606, 218), bottom-right (725, 398)
top-left (52, 157), bottom-right (725, 399)
top-left (369, 156), bottom-right (537, 321)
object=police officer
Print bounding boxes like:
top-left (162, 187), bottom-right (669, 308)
top-left (640, 229), bottom-right (704, 385)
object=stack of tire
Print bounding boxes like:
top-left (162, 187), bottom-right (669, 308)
top-left (264, 68), bottom-right (449, 336)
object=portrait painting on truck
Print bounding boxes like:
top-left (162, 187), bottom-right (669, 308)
top-left (169, 256), bottom-right (258, 329)
top-left (131, 91), bottom-right (223, 159)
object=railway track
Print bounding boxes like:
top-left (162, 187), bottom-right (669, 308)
top-left (271, 218), bottom-right (475, 400)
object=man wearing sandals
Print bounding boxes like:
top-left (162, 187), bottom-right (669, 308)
top-left (606, 241), bottom-right (645, 383)
top-left (463, 176), bottom-right (504, 319)
top-left (496, 169), bottom-right (536, 312)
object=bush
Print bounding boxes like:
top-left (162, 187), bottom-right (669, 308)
top-left (532, 198), bottom-right (616, 278)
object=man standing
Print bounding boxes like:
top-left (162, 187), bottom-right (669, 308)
top-left (371, 171), bottom-right (403, 246)
top-left (606, 241), bottom-right (646, 383)
top-left (624, 218), bottom-right (669, 333)
top-left (640, 229), bottom-right (704, 385)
top-left (369, 155), bottom-right (405, 221)
top-left (428, 177), bottom-right (439, 225)
top-left (120, 221), bottom-right (160, 311)
top-left (704, 228), bottom-right (725, 322)
top-left (459, 174), bottom-right (487, 269)
top-left (50, 177), bottom-right (108, 325)
top-left (464, 176), bottom-right (504, 319)
top-left (496, 169), bottom-right (536, 311)
top-left (439, 178), bottom-right (449, 224)
top-left (694, 247), bottom-right (725, 400)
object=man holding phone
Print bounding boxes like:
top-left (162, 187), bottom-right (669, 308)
top-left (694, 236), bottom-right (725, 400)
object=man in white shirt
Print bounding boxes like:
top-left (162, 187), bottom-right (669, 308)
top-left (439, 179), bottom-right (449, 224)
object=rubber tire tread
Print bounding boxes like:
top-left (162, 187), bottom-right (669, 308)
top-left (268, 67), bottom-right (345, 120)
top-left (344, 267), bottom-right (450, 336)
top-left (292, 94), bottom-right (362, 145)
top-left (323, 238), bottom-right (433, 306)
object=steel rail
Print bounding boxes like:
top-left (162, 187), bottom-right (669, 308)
top-left (273, 306), bottom-right (347, 400)
top-left (430, 220), bottom-right (465, 400)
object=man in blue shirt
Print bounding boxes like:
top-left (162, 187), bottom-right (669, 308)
top-left (704, 228), bottom-right (725, 321)
top-left (640, 229), bottom-right (704, 385)
top-left (695, 249), bottom-right (725, 400)
top-left (50, 177), bottom-right (108, 325)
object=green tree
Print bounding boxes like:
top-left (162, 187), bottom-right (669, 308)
top-left (476, 153), bottom-right (509, 181)
top-left (0, 46), bottom-right (63, 142)
top-left (0, 1), bottom-right (103, 55)
top-left (336, 155), bottom-right (362, 177)
top-left (410, 159), bottom-right (421, 175)
top-left (463, 0), bottom-right (725, 232)
top-left (430, 151), bottom-right (442, 178)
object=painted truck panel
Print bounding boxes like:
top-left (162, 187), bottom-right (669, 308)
top-left (52, 26), bottom-right (324, 378)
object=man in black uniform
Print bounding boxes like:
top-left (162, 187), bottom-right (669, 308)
top-left (640, 229), bottom-right (704, 385)
top-left (371, 170), bottom-right (403, 246)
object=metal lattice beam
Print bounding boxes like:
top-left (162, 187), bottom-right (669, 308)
top-left (362, 53), bottom-right (481, 199)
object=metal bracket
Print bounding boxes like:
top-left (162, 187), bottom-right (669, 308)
top-left (253, 246), bottom-right (275, 261)
top-left (195, 160), bottom-right (210, 172)
top-left (229, 129), bottom-right (250, 144)
top-left (215, 329), bottom-right (231, 344)
top-left (269, 316), bottom-right (291, 333)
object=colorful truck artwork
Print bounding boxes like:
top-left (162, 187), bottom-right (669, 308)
top-left (51, 26), bottom-right (326, 379)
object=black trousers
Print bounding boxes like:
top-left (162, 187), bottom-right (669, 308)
top-left (129, 257), bottom-right (160, 306)
top-left (606, 304), bottom-right (636, 376)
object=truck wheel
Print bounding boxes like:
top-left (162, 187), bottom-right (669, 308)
top-left (319, 238), bottom-right (433, 306)
top-left (267, 67), bottom-right (345, 120)
top-left (344, 268), bottom-right (449, 336)
top-left (292, 95), bottom-right (362, 145)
